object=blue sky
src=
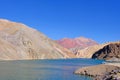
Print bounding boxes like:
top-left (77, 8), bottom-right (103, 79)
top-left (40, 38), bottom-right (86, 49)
top-left (0, 0), bottom-right (120, 43)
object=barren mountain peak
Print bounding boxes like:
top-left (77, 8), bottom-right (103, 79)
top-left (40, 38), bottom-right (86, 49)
top-left (0, 19), bottom-right (10, 22)
top-left (56, 37), bottom-right (98, 49)
top-left (0, 19), bottom-right (75, 60)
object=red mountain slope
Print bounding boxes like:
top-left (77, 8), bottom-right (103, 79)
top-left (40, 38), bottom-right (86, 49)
top-left (56, 37), bottom-right (98, 49)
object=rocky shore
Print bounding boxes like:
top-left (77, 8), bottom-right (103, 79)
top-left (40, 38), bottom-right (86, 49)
top-left (74, 42), bottom-right (120, 80)
top-left (74, 64), bottom-right (120, 80)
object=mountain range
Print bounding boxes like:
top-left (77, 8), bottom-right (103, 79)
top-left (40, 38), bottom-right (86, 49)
top-left (56, 37), bottom-right (98, 55)
top-left (56, 37), bottom-right (98, 49)
top-left (0, 19), bottom-right (119, 60)
top-left (0, 19), bottom-right (75, 60)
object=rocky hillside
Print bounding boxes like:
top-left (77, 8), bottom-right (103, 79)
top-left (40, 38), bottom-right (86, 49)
top-left (92, 42), bottom-right (120, 60)
top-left (56, 37), bottom-right (98, 56)
top-left (74, 41), bottom-right (120, 80)
top-left (0, 19), bottom-right (75, 60)
top-left (75, 41), bottom-right (120, 58)
top-left (56, 37), bottom-right (98, 49)
top-left (75, 44), bottom-right (106, 58)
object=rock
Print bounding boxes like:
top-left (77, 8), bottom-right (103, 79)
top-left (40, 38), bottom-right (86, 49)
top-left (92, 42), bottom-right (120, 60)
top-left (0, 19), bottom-right (76, 60)
top-left (74, 64), bottom-right (120, 77)
top-left (95, 68), bottom-right (120, 80)
top-left (74, 64), bottom-right (120, 80)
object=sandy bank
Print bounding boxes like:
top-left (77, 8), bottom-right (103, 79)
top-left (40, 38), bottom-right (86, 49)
top-left (74, 64), bottom-right (120, 80)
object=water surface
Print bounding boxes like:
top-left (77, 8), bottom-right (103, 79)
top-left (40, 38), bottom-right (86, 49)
top-left (0, 58), bottom-right (103, 80)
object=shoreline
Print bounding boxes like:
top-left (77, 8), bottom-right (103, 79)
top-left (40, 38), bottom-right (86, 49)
top-left (74, 62), bottom-right (120, 80)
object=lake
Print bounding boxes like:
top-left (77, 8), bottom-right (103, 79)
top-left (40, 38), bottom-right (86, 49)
top-left (0, 58), bottom-right (103, 80)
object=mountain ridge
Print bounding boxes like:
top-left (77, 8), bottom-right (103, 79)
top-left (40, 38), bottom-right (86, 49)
top-left (56, 37), bottom-right (98, 55)
top-left (0, 19), bottom-right (76, 60)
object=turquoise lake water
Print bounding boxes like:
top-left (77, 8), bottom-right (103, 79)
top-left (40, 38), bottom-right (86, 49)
top-left (0, 58), bottom-right (103, 80)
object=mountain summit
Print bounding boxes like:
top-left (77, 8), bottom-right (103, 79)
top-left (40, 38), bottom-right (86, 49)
top-left (56, 37), bottom-right (98, 49)
top-left (0, 19), bottom-right (75, 60)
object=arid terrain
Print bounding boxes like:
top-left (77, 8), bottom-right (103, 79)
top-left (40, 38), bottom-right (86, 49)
top-left (0, 19), bottom-right (76, 60)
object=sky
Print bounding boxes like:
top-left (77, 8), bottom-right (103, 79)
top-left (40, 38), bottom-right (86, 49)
top-left (0, 0), bottom-right (120, 43)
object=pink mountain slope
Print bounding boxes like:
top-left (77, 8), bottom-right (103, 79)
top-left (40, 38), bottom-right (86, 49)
top-left (56, 37), bottom-right (98, 49)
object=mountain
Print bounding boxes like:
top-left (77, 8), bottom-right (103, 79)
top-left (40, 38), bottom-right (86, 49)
top-left (0, 19), bottom-right (75, 60)
top-left (75, 43), bottom-right (106, 58)
top-left (92, 42), bottom-right (120, 60)
top-left (56, 37), bottom-right (98, 49)
top-left (75, 41), bottom-right (120, 58)
top-left (56, 37), bottom-right (98, 55)
top-left (75, 42), bottom-right (120, 80)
